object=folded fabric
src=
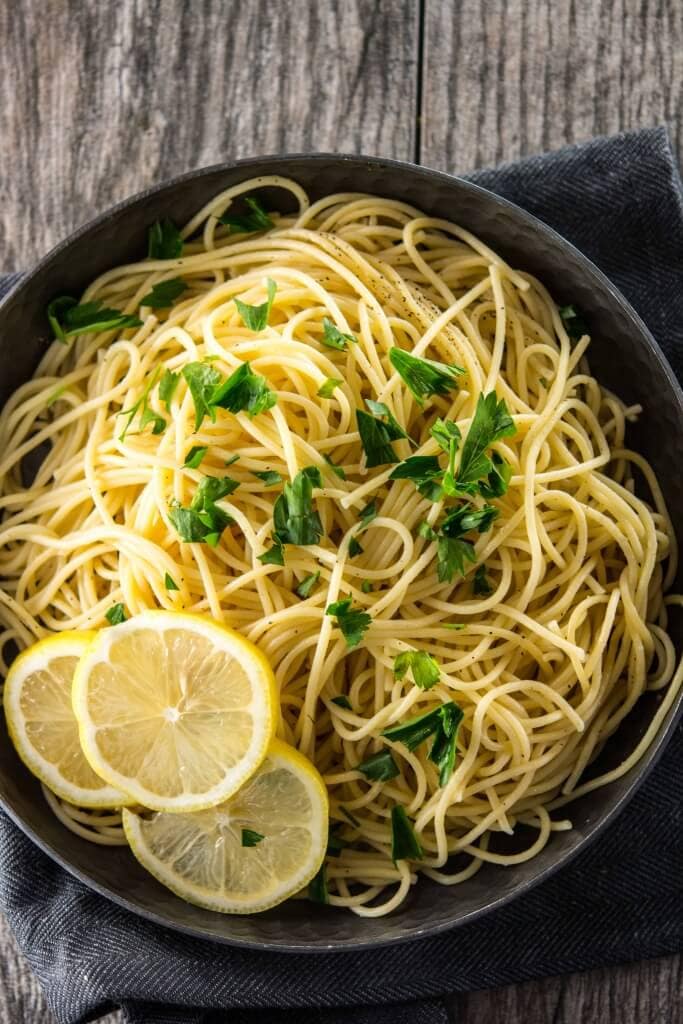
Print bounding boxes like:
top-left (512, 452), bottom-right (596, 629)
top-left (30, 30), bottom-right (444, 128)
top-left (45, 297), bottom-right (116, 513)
top-left (0, 126), bottom-right (681, 1024)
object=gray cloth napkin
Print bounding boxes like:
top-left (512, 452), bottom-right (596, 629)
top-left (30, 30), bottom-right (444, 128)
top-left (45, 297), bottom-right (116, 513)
top-left (0, 127), bottom-right (681, 1024)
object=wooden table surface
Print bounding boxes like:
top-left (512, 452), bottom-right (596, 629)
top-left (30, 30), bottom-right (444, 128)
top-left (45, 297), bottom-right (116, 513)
top-left (1, 1), bottom-right (682, 1021)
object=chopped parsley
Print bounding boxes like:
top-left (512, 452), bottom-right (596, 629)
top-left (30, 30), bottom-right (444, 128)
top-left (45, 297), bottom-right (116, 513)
top-left (219, 196), bottom-right (273, 234)
top-left (317, 377), bottom-right (343, 399)
top-left (455, 392), bottom-right (516, 493)
top-left (168, 475), bottom-right (238, 546)
top-left (47, 297), bottom-right (142, 343)
top-left (295, 571), bottom-right (320, 598)
top-left (383, 701), bottom-right (464, 787)
top-left (118, 368), bottom-right (166, 441)
top-left (253, 470), bottom-right (283, 486)
top-left (235, 277), bottom-right (276, 331)
top-left (473, 564), bottom-right (493, 595)
top-left (105, 603), bottom-right (127, 625)
top-left (348, 536), bottom-right (364, 557)
top-left (559, 304), bottom-right (588, 341)
top-left (148, 219), bottom-right (183, 259)
top-left (183, 445), bottom-right (207, 469)
top-left (430, 418), bottom-right (462, 454)
top-left (436, 536), bottom-right (476, 582)
top-left (140, 278), bottom-right (188, 309)
top-left (257, 541), bottom-right (285, 566)
top-left (309, 863), bottom-right (329, 904)
top-left (358, 501), bottom-right (378, 531)
top-left (321, 317), bottom-right (357, 350)
top-left (273, 467), bottom-right (323, 546)
top-left (391, 805), bottom-right (423, 861)
top-left (164, 573), bottom-right (179, 591)
top-left (356, 400), bottom-right (407, 468)
top-left (182, 362), bottom-right (222, 430)
top-left (241, 828), bottom-right (265, 847)
top-left (478, 451), bottom-right (512, 500)
top-left (211, 361), bottom-right (277, 419)
top-left (389, 348), bottom-right (464, 406)
top-left (418, 521), bottom-right (437, 541)
top-left (389, 455), bottom-right (442, 488)
top-left (357, 749), bottom-right (399, 781)
top-left (331, 695), bottom-right (352, 710)
top-left (361, 579), bottom-right (373, 594)
top-left (394, 650), bottom-right (440, 690)
top-left (158, 369), bottom-right (180, 412)
top-left (323, 453), bottom-right (346, 480)
top-left (326, 598), bottom-right (371, 649)
top-left (440, 503), bottom-right (499, 538)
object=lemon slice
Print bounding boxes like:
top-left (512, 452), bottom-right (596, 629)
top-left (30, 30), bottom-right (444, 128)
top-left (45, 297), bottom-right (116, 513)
top-left (123, 738), bottom-right (328, 914)
top-left (73, 611), bottom-right (277, 813)
top-left (3, 632), bottom-right (131, 808)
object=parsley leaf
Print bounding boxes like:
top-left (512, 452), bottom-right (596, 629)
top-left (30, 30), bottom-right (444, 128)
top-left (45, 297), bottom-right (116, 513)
top-left (418, 521), bottom-right (438, 541)
top-left (164, 573), bottom-right (179, 591)
top-left (184, 445), bottom-right (207, 469)
top-left (391, 805), bottom-right (423, 861)
top-left (456, 393), bottom-right (516, 492)
top-left (348, 536), bottom-right (364, 557)
top-left (358, 502), bottom-right (378, 531)
top-left (321, 317), bottom-right (357, 350)
top-left (317, 377), bottom-right (343, 399)
top-left (158, 369), bottom-right (180, 412)
top-left (235, 277), bottom-right (276, 331)
top-left (331, 695), bottom-right (352, 710)
top-left (182, 362), bottom-right (222, 431)
top-left (253, 470), bottom-right (282, 486)
top-left (241, 828), bottom-right (265, 847)
top-left (326, 598), bottom-right (371, 648)
top-left (394, 650), bottom-right (440, 690)
top-left (118, 368), bottom-right (165, 441)
top-left (210, 361), bottom-right (277, 418)
top-left (357, 749), bottom-right (399, 781)
top-left (323, 453), bottom-right (346, 480)
top-left (389, 348), bottom-right (464, 406)
top-left (361, 579), bottom-right (373, 594)
top-left (440, 503), bottom-right (499, 538)
top-left (473, 564), bottom-right (493, 595)
top-left (141, 278), bottom-right (188, 308)
top-left (219, 196), bottom-right (273, 234)
top-left (273, 467), bottom-right (323, 546)
top-left (356, 400), bottom-right (407, 468)
top-left (295, 570), bottom-right (320, 598)
top-left (148, 219), bottom-right (183, 259)
top-left (559, 304), bottom-right (588, 342)
top-left (430, 418), bottom-right (462, 454)
top-left (168, 475), bottom-right (238, 545)
top-left (436, 536), bottom-right (476, 582)
top-left (47, 297), bottom-right (142, 343)
top-left (309, 864), bottom-right (329, 904)
top-left (478, 451), bottom-right (512, 499)
top-left (257, 541), bottom-right (285, 566)
top-left (383, 701), bottom-right (464, 787)
top-left (389, 455), bottom-right (442, 487)
top-left (105, 603), bottom-right (126, 625)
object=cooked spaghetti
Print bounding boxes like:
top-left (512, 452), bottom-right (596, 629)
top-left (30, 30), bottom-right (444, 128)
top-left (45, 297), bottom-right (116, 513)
top-left (0, 176), bottom-right (681, 916)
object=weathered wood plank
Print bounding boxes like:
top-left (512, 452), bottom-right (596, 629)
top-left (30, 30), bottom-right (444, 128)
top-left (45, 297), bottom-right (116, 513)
top-left (0, 0), bottom-right (419, 269)
top-left (420, 0), bottom-right (683, 172)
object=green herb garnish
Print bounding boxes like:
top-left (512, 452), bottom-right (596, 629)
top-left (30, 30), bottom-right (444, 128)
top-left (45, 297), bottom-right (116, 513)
top-left (309, 863), bottom-right (329, 904)
top-left (357, 749), bottom-right (399, 781)
top-left (356, 400), bottom-right (407, 468)
top-left (361, 579), bottom-right (373, 594)
top-left (219, 196), bottom-right (273, 234)
top-left (418, 521), bottom-right (438, 541)
top-left (358, 502), bottom-right (378, 531)
top-left (164, 573), bottom-right (179, 591)
top-left (389, 348), bottom-right (464, 406)
top-left (478, 451), bottom-right (512, 500)
top-left (158, 369), bottom-right (180, 412)
top-left (331, 695), bottom-right (352, 710)
top-left (559, 304), bottom-right (588, 341)
top-left (440, 504), bottom-right (499, 538)
top-left (326, 598), bottom-right (371, 649)
top-left (391, 805), bottom-right (423, 861)
top-left (257, 541), bottom-right (285, 566)
top-left (118, 368), bottom-right (165, 441)
top-left (148, 219), bottom-right (183, 259)
top-left (48, 297), bottom-right (142, 343)
top-left (182, 362), bottom-right (222, 431)
top-left (210, 361), bottom-right (277, 419)
top-left (348, 536), bottom-right (364, 558)
top-left (394, 650), bottom-right (440, 690)
top-left (317, 377), bottom-right (343, 399)
top-left (241, 828), bottom-right (265, 847)
top-left (105, 603), bottom-right (127, 625)
top-left (141, 278), bottom-right (188, 309)
top-left (295, 571), bottom-right (320, 598)
top-left (273, 467), bottom-right (323, 547)
top-left (455, 393), bottom-right (516, 493)
top-left (389, 455), bottom-right (442, 487)
top-left (473, 564), bottom-right (493, 595)
top-left (168, 475), bottom-right (238, 545)
top-left (383, 701), bottom-right (464, 786)
top-left (253, 470), bottom-right (283, 486)
top-left (184, 445), bottom-right (208, 469)
top-left (436, 536), bottom-right (476, 582)
top-left (235, 277), bottom-right (276, 331)
top-left (321, 317), bottom-right (357, 350)
top-left (323, 453), bottom-right (346, 480)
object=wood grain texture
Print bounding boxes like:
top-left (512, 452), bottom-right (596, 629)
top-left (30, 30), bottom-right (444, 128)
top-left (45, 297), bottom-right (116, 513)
top-left (421, 0), bottom-right (683, 172)
top-left (0, 0), bottom-right (418, 268)
top-left (1, 0), bottom-right (682, 1021)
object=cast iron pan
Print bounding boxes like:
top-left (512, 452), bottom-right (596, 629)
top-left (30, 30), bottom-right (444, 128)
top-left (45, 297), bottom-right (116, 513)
top-left (0, 155), bottom-right (681, 952)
